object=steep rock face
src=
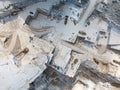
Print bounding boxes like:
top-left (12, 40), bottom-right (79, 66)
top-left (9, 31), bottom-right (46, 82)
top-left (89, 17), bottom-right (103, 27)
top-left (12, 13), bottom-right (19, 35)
top-left (94, 0), bottom-right (120, 27)
top-left (105, 1), bottom-right (120, 26)
top-left (0, 0), bottom-right (120, 90)
top-left (29, 67), bottom-right (75, 90)
top-left (78, 60), bottom-right (120, 86)
top-left (29, 59), bottom-right (120, 90)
